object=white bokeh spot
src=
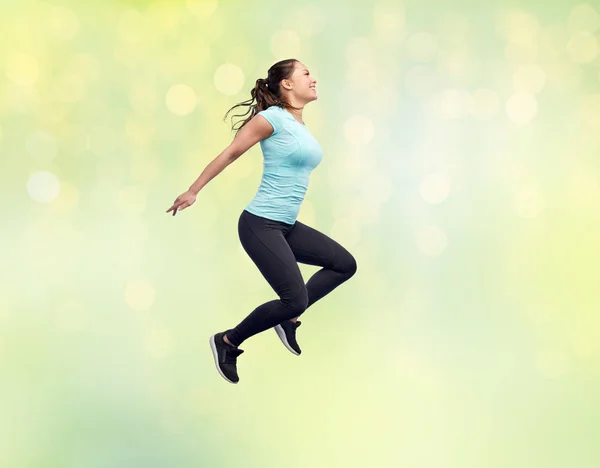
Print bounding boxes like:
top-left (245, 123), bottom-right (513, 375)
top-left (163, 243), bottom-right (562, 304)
top-left (567, 31), bottom-right (599, 63)
top-left (87, 126), bottom-right (117, 156)
top-left (433, 89), bottom-right (473, 119)
top-left (165, 84), bottom-right (197, 116)
top-left (47, 6), bottom-right (80, 40)
top-left (125, 280), bottom-right (156, 311)
top-left (26, 130), bottom-right (58, 162)
top-left (6, 53), bottom-right (40, 86)
top-left (514, 64), bottom-right (546, 93)
top-left (419, 173), bottom-right (452, 204)
top-left (514, 184), bottom-right (544, 218)
top-left (343, 115), bottom-right (375, 145)
top-left (270, 30), bottom-right (302, 59)
top-left (115, 186), bottom-right (147, 216)
top-left (506, 93), bottom-right (538, 124)
top-left (406, 32), bottom-right (439, 62)
top-left (567, 3), bottom-right (600, 34)
top-left (27, 171), bottom-right (61, 203)
top-left (187, 0), bottom-right (219, 18)
top-left (470, 89), bottom-right (500, 119)
top-left (416, 225), bottom-right (448, 257)
top-left (213, 63), bottom-right (245, 96)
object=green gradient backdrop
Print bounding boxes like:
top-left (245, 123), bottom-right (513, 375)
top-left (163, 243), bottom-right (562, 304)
top-left (2, 0), bottom-right (600, 466)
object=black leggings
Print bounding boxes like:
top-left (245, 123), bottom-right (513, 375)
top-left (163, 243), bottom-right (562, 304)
top-left (226, 209), bottom-right (358, 347)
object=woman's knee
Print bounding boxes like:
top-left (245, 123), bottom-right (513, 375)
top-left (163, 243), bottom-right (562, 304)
top-left (335, 253), bottom-right (357, 278)
top-left (281, 287), bottom-right (309, 317)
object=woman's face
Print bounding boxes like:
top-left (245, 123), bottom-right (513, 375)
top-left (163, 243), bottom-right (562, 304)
top-left (284, 62), bottom-right (318, 103)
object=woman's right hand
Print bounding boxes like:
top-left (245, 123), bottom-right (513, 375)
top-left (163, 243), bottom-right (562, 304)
top-left (166, 190), bottom-right (197, 216)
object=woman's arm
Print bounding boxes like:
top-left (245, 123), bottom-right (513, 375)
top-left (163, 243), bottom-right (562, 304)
top-left (188, 114), bottom-right (274, 195)
top-left (167, 113), bottom-right (274, 215)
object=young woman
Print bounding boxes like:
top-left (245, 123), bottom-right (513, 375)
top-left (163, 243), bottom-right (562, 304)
top-left (166, 59), bottom-right (357, 384)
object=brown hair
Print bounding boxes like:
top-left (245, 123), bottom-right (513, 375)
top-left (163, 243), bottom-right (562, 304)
top-left (223, 58), bottom-right (302, 134)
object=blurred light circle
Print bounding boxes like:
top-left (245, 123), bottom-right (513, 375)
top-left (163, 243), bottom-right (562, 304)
top-left (6, 84), bottom-right (38, 113)
top-left (6, 53), bottom-right (39, 86)
top-left (146, 1), bottom-right (180, 30)
top-left (514, 185), bottom-right (543, 218)
top-left (506, 92), bottom-right (538, 124)
top-left (419, 173), bottom-right (452, 204)
top-left (415, 225), bottom-right (448, 257)
top-left (165, 84), bottom-right (197, 116)
top-left (118, 9), bottom-right (145, 44)
top-left (284, 6), bottom-right (325, 37)
top-left (346, 60), bottom-right (378, 89)
top-left (404, 66), bottom-right (436, 96)
top-left (567, 31), bottom-right (599, 63)
top-left (125, 280), bottom-right (156, 311)
top-left (144, 326), bottom-right (174, 359)
top-left (471, 88), bottom-right (500, 119)
top-left (27, 171), bottom-right (60, 203)
top-left (439, 47), bottom-right (470, 78)
top-left (434, 89), bottom-right (473, 119)
top-left (330, 217), bottom-right (361, 248)
top-left (345, 37), bottom-right (375, 62)
top-left (505, 41), bottom-right (538, 63)
top-left (406, 32), bottom-right (439, 62)
top-left (343, 115), bottom-right (374, 145)
top-left (52, 181), bottom-right (79, 213)
top-left (372, 2), bottom-right (406, 43)
top-left (47, 6), bottom-right (80, 40)
top-left (439, 14), bottom-right (470, 40)
top-left (213, 63), bottom-right (244, 96)
top-left (115, 186), bottom-right (147, 216)
top-left (514, 64), bottom-right (546, 93)
top-left (55, 300), bottom-right (87, 331)
top-left (270, 30), bottom-right (302, 59)
top-left (572, 322), bottom-right (600, 358)
top-left (26, 130), bottom-right (58, 162)
top-left (56, 73), bottom-right (86, 103)
top-left (298, 199), bottom-right (316, 226)
top-left (567, 3), bottom-right (600, 34)
top-left (535, 350), bottom-right (568, 378)
top-left (130, 83), bottom-right (159, 116)
top-left (498, 10), bottom-right (539, 44)
top-left (187, 0), bottom-right (219, 18)
top-left (362, 171), bottom-right (393, 204)
top-left (579, 93), bottom-right (600, 131)
top-left (87, 126), bottom-right (117, 155)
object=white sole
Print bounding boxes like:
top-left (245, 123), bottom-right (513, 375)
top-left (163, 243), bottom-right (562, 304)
top-left (209, 334), bottom-right (238, 384)
top-left (274, 325), bottom-right (300, 356)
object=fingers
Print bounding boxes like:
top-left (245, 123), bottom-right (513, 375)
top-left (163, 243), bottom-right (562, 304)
top-left (166, 203), bottom-right (179, 214)
top-left (166, 198), bottom-right (182, 215)
top-left (166, 194), bottom-right (195, 216)
top-left (166, 201), bottom-right (189, 216)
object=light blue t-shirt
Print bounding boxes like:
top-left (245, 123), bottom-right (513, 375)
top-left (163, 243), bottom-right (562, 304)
top-left (244, 105), bottom-right (323, 224)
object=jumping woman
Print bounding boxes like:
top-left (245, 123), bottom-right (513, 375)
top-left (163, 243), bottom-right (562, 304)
top-left (166, 59), bottom-right (357, 384)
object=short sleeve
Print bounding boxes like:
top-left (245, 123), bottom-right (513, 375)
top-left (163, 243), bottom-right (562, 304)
top-left (257, 106), bottom-right (281, 135)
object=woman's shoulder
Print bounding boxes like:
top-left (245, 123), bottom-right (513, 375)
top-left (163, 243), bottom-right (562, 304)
top-left (256, 106), bottom-right (287, 134)
top-left (258, 105), bottom-right (284, 115)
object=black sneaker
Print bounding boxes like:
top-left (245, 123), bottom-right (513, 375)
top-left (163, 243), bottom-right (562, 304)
top-left (209, 332), bottom-right (244, 384)
top-left (274, 320), bottom-right (302, 355)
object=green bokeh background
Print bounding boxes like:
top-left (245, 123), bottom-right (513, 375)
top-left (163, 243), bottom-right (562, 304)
top-left (2, 0), bottom-right (600, 466)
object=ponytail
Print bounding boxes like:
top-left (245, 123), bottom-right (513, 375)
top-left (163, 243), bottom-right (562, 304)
top-left (223, 59), bottom-right (301, 135)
